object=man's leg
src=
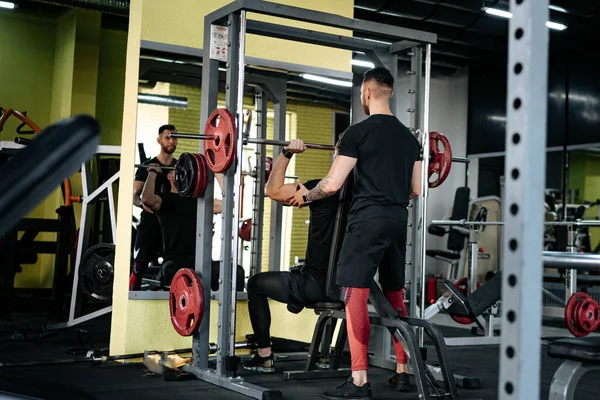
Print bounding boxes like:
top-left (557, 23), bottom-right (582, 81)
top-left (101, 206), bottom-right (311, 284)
top-left (343, 286), bottom-right (371, 385)
top-left (244, 271), bottom-right (290, 373)
top-left (129, 213), bottom-right (162, 290)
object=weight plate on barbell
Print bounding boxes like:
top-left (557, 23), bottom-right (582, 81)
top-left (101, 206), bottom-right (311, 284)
top-left (428, 132), bottom-right (453, 189)
top-left (204, 108), bottom-right (237, 173)
top-left (175, 153), bottom-right (198, 198)
top-left (78, 243), bottom-right (115, 304)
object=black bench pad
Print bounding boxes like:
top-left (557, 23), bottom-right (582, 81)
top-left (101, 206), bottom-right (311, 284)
top-left (548, 337), bottom-right (600, 364)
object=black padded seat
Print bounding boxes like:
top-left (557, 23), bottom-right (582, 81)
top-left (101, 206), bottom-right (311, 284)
top-left (426, 250), bottom-right (461, 260)
top-left (548, 337), bottom-right (600, 364)
top-left (305, 301), bottom-right (345, 311)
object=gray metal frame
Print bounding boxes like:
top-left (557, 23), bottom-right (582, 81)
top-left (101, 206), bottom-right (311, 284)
top-left (187, 1), bottom-right (437, 398)
top-left (548, 360), bottom-right (600, 400)
top-left (499, 1), bottom-right (549, 399)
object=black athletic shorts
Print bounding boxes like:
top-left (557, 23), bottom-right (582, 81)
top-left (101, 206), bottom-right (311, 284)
top-left (336, 217), bottom-right (407, 290)
top-left (134, 211), bottom-right (164, 263)
top-left (280, 268), bottom-right (329, 305)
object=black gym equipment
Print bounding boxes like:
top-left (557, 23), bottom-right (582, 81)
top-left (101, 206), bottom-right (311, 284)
top-left (0, 115), bottom-right (100, 319)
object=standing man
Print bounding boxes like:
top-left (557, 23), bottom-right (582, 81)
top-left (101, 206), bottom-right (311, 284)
top-left (293, 67), bottom-right (422, 399)
top-left (129, 124), bottom-right (178, 290)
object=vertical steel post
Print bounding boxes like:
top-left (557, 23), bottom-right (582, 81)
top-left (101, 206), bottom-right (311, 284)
top-left (417, 44), bottom-right (432, 347)
top-left (269, 91), bottom-right (286, 271)
top-left (192, 20), bottom-right (219, 370)
top-left (499, 1), bottom-right (549, 399)
top-left (409, 46), bottom-right (423, 319)
top-left (216, 11), bottom-right (242, 375)
top-left (250, 90), bottom-right (267, 276)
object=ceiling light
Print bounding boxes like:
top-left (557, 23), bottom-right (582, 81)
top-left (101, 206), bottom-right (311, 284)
top-left (484, 7), bottom-right (513, 19)
top-left (352, 59), bottom-right (375, 69)
top-left (546, 21), bottom-right (567, 31)
top-left (0, 1), bottom-right (15, 9)
top-left (548, 5), bottom-right (568, 13)
top-left (137, 94), bottom-right (188, 109)
top-left (300, 74), bottom-right (352, 88)
top-left (484, 7), bottom-right (567, 31)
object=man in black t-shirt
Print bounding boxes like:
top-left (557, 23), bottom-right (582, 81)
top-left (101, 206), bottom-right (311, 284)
top-left (293, 68), bottom-right (422, 398)
top-left (242, 139), bottom-right (339, 374)
top-left (130, 124), bottom-right (179, 290)
top-left (140, 164), bottom-right (223, 283)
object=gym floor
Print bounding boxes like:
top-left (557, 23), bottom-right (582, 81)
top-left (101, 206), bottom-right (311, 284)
top-left (1, 314), bottom-right (598, 400)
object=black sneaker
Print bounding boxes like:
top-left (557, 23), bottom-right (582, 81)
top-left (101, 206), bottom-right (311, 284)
top-left (242, 351), bottom-right (275, 373)
top-left (388, 372), bottom-right (411, 392)
top-left (322, 377), bottom-right (373, 400)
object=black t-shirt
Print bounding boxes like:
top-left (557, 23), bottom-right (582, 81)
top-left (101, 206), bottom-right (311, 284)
top-left (135, 156), bottom-right (177, 197)
top-left (156, 192), bottom-right (197, 266)
top-left (337, 114), bottom-right (420, 222)
top-left (303, 179), bottom-right (339, 279)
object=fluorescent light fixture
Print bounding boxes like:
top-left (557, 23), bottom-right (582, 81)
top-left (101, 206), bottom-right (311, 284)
top-left (363, 38), bottom-right (392, 45)
top-left (484, 7), bottom-right (513, 19)
top-left (300, 74), bottom-right (352, 88)
top-left (484, 7), bottom-right (567, 30)
top-left (137, 93), bottom-right (188, 109)
top-left (0, 1), bottom-right (15, 9)
top-left (352, 59), bottom-right (375, 69)
top-left (549, 5), bottom-right (567, 13)
top-left (546, 21), bottom-right (567, 31)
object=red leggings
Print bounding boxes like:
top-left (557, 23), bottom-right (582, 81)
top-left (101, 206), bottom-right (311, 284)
top-left (344, 287), bottom-right (408, 371)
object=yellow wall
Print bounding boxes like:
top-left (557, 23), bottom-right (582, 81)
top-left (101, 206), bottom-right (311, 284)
top-left (1, 9), bottom-right (127, 288)
top-left (140, 0), bottom-right (353, 73)
top-left (112, 0), bottom-right (353, 355)
top-left (570, 152), bottom-right (600, 250)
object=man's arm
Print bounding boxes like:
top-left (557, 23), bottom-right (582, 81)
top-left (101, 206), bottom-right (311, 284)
top-left (302, 155), bottom-right (356, 202)
top-left (265, 139), bottom-right (306, 206)
top-left (141, 167), bottom-right (163, 212)
top-left (213, 199), bottom-right (222, 214)
top-left (133, 180), bottom-right (145, 207)
top-left (410, 161), bottom-right (423, 199)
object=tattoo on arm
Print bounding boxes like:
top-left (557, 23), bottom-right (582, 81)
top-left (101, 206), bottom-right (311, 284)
top-left (306, 176), bottom-right (334, 201)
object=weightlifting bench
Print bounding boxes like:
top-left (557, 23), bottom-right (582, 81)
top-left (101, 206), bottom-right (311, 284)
top-left (547, 337), bottom-right (600, 400)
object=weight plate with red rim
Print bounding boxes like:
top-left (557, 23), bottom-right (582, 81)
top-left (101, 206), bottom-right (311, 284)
top-left (204, 108), bottom-right (237, 173)
top-left (238, 218), bottom-right (252, 241)
top-left (175, 153), bottom-right (198, 197)
top-left (169, 268), bottom-right (204, 336)
top-left (565, 292), bottom-right (592, 337)
top-left (428, 132), bottom-right (453, 188)
top-left (198, 154), bottom-right (209, 197)
top-left (191, 153), bottom-right (203, 198)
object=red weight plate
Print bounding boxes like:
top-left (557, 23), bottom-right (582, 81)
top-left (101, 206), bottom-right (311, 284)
top-left (238, 218), bottom-right (252, 241)
top-left (565, 292), bottom-right (590, 337)
top-left (191, 153), bottom-right (203, 198)
top-left (265, 156), bottom-right (273, 182)
top-left (577, 297), bottom-right (600, 334)
top-left (199, 154), bottom-right (209, 197)
top-left (428, 132), bottom-right (453, 188)
top-left (204, 108), bottom-right (237, 173)
top-left (169, 268), bottom-right (204, 336)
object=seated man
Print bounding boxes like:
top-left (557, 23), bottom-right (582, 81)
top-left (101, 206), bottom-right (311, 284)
top-left (141, 165), bottom-right (232, 288)
top-left (242, 139), bottom-right (339, 373)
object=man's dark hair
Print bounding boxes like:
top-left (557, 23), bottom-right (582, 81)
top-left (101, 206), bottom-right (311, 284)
top-left (158, 124), bottom-right (176, 136)
top-left (363, 67), bottom-right (394, 89)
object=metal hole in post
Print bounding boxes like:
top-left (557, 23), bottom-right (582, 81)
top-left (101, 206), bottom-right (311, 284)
top-left (510, 203), bottom-right (519, 215)
top-left (513, 98), bottom-right (522, 109)
top-left (512, 133), bottom-right (521, 144)
top-left (515, 28), bottom-right (524, 39)
top-left (505, 382), bottom-right (514, 394)
top-left (506, 346), bottom-right (515, 358)
top-left (514, 63), bottom-right (523, 74)
top-left (508, 274), bottom-right (517, 287)
top-left (507, 310), bottom-right (516, 323)
top-left (516, 0), bottom-right (523, 4)
top-left (511, 168), bottom-right (520, 180)
top-left (509, 239), bottom-right (518, 251)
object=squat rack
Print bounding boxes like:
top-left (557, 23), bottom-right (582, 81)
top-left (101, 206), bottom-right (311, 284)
top-left (186, 1), bottom-right (437, 398)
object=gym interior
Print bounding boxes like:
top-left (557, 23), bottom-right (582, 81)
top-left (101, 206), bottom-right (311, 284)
top-left (0, 0), bottom-right (599, 399)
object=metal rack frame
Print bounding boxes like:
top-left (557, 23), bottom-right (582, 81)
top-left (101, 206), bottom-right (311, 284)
top-left (185, 1), bottom-right (437, 398)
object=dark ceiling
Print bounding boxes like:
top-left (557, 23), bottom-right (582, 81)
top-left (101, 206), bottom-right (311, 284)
top-left (11, 0), bottom-right (600, 108)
